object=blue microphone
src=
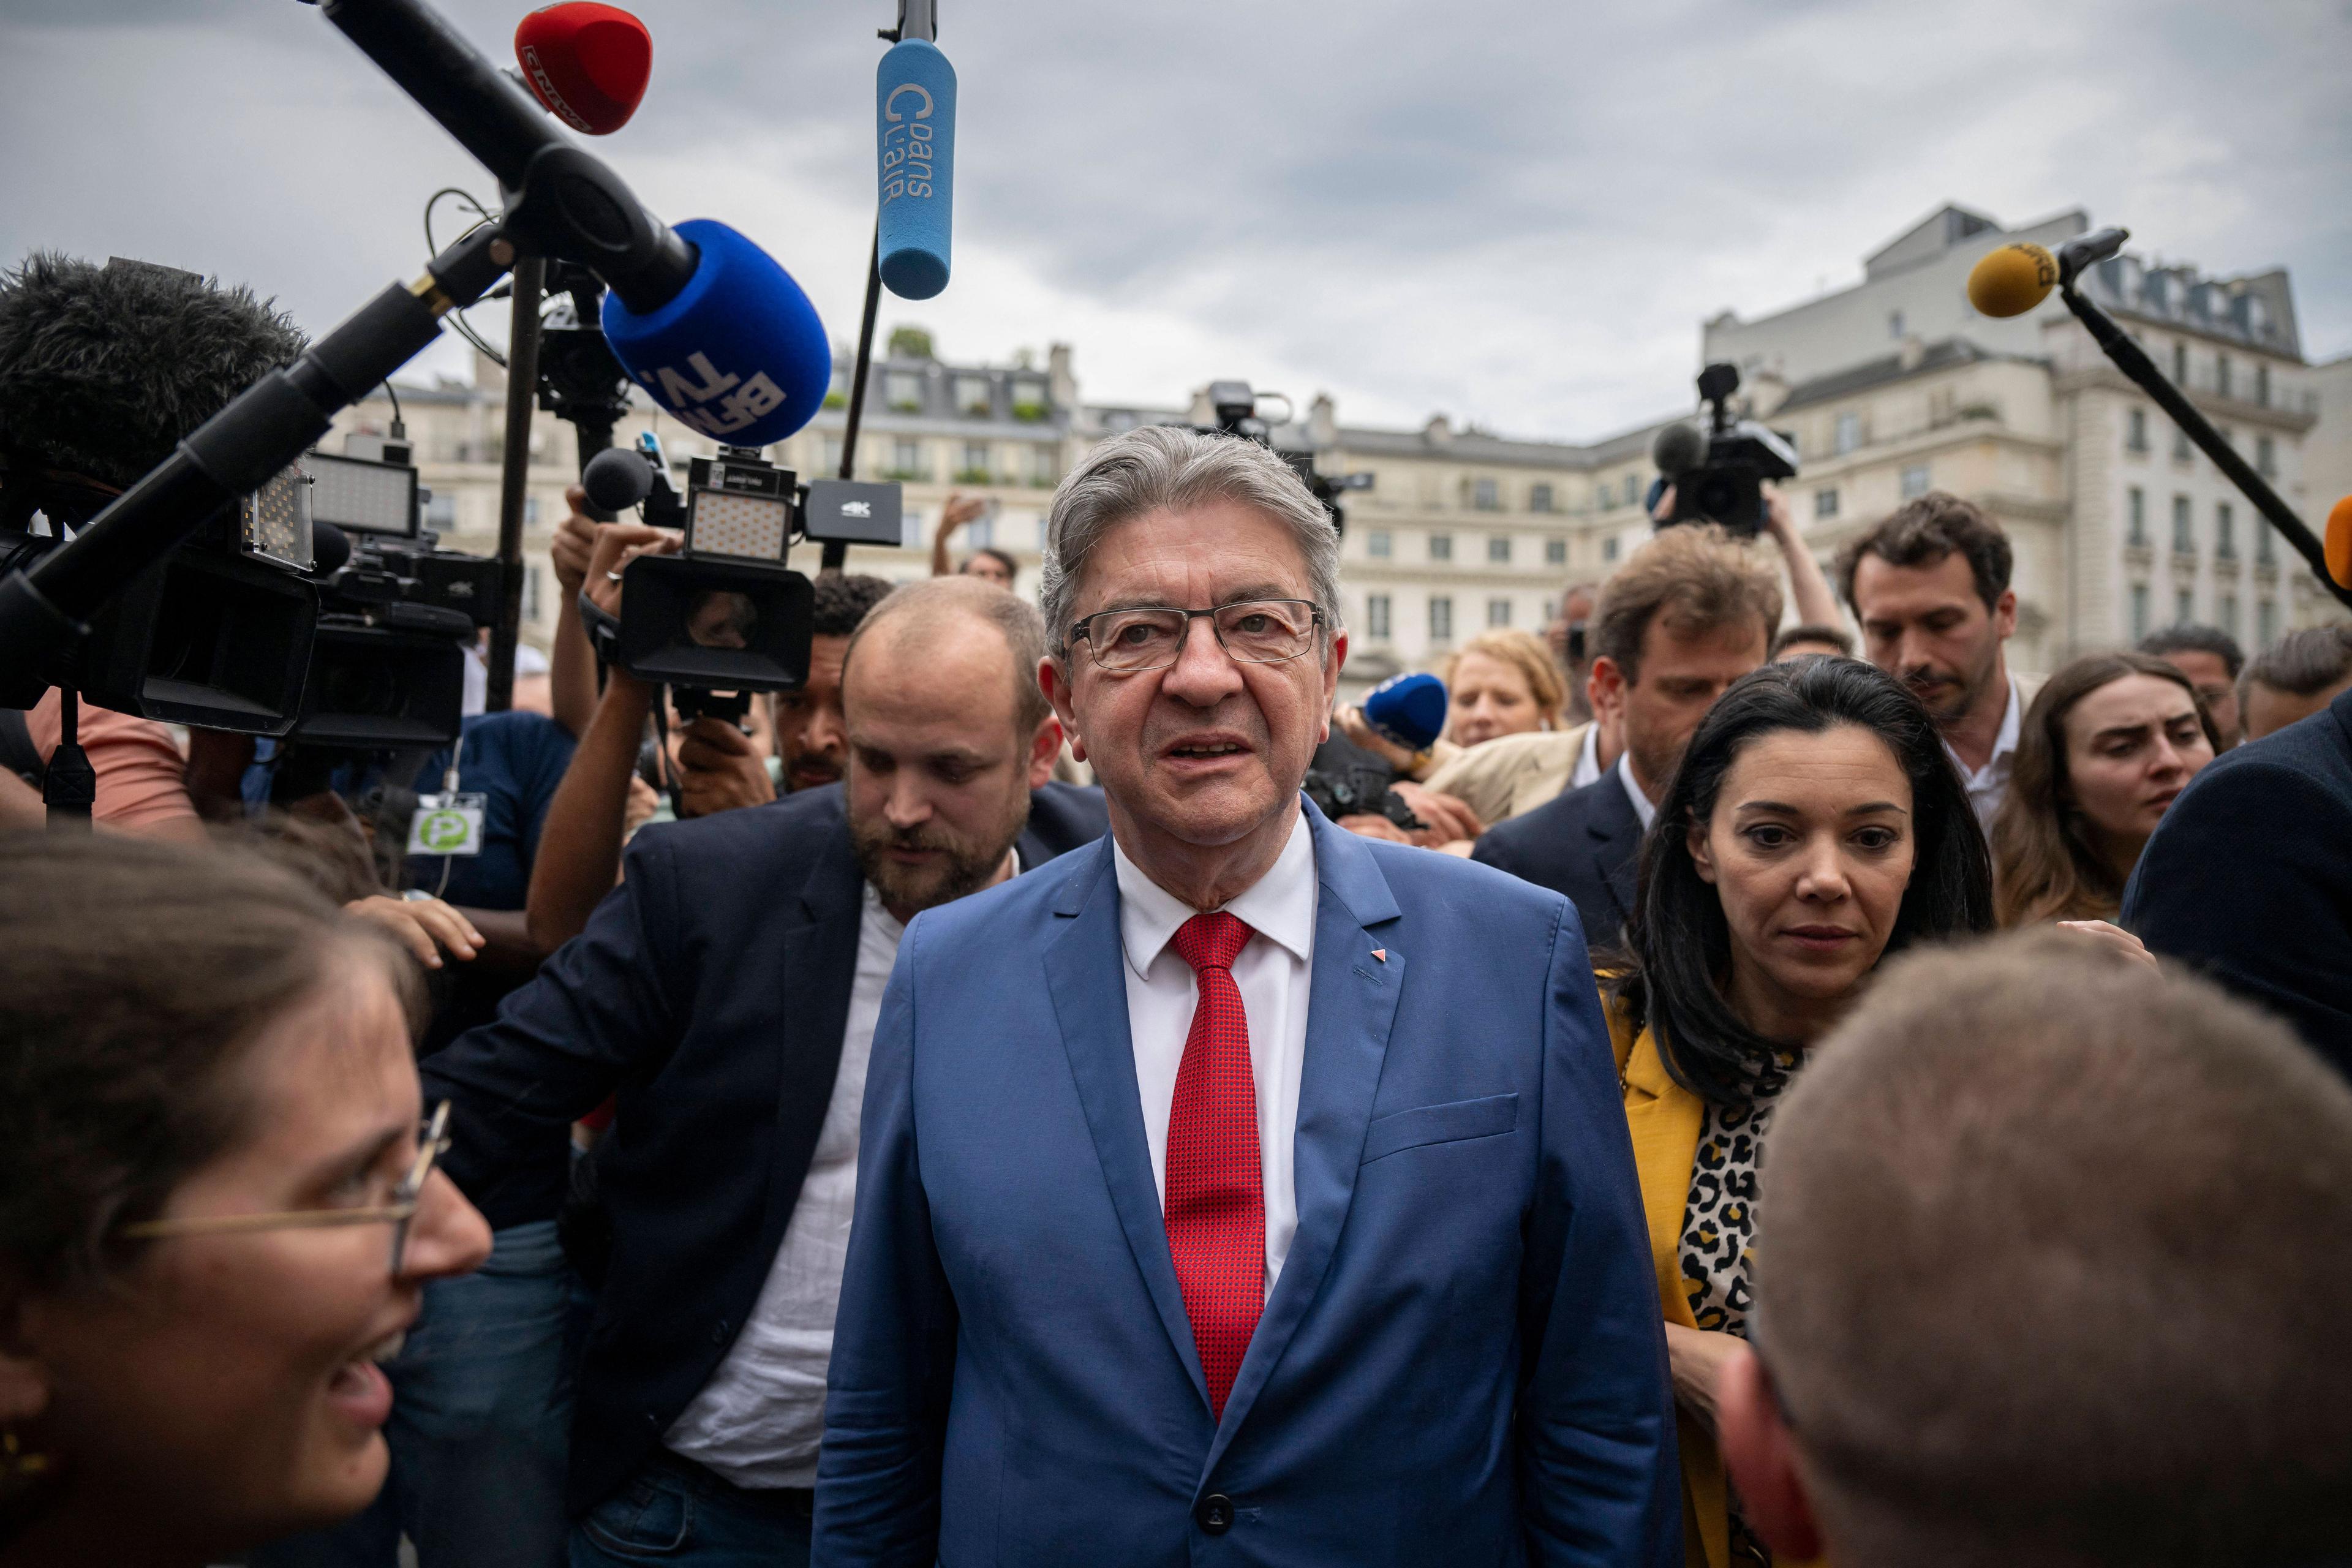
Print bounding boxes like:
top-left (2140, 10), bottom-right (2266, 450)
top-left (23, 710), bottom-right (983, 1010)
top-left (600, 218), bottom-right (834, 448)
top-left (876, 36), bottom-right (956, 300)
top-left (1363, 672), bottom-right (1449, 753)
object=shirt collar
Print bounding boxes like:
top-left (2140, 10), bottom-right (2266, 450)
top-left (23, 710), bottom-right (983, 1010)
top-left (1571, 723), bottom-right (1602, 790)
top-left (1616, 749), bottom-right (1659, 832)
top-left (1112, 808), bottom-right (1317, 979)
top-left (1945, 673), bottom-right (2023, 786)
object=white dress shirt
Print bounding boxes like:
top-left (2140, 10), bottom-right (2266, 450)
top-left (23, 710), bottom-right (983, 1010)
top-left (1945, 673), bottom-right (2022, 833)
top-left (1113, 810), bottom-right (1316, 1302)
top-left (1569, 722), bottom-right (1604, 793)
top-left (1616, 748), bottom-right (1659, 832)
top-left (665, 850), bottom-right (1019, 1487)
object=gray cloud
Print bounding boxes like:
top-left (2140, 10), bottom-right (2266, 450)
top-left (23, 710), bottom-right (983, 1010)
top-left (1, 0), bottom-right (2343, 439)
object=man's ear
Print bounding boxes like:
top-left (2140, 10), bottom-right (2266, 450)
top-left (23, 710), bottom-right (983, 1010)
top-left (1588, 655), bottom-right (1626, 723)
top-left (1027, 712), bottom-right (1063, 790)
top-left (1993, 587), bottom-right (2018, 642)
top-left (1318, 630), bottom-right (1349, 746)
top-left (1717, 1341), bottom-right (1825, 1562)
top-left (1039, 655), bottom-right (1084, 763)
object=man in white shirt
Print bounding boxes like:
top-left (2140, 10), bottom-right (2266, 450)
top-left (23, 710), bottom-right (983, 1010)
top-left (1838, 492), bottom-right (2045, 832)
top-left (424, 579), bottom-right (1106, 1568)
top-left (816, 425), bottom-right (1677, 1567)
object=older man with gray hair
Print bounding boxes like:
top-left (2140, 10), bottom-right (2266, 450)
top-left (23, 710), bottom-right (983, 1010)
top-left (816, 426), bottom-right (1678, 1567)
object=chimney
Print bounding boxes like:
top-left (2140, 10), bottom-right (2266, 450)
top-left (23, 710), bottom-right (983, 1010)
top-left (1897, 335), bottom-right (1926, 372)
top-left (1422, 413), bottom-right (1452, 447)
top-left (1308, 392), bottom-right (1338, 448)
top-left (1186, 386), bottom-right (1218, 426)
top-left (1047, 342), bottom-right (1077, 409)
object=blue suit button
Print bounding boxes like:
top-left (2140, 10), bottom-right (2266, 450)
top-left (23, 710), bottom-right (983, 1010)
top-left (1195, 1494), bottom-right (1234, 1534)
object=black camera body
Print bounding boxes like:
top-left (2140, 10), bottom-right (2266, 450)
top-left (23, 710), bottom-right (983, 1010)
top-left (1661, 363), bottom-right (1798, 538)
top-left (581, 435), bottom-right (902, 724)
top-left (1193, 380), bottom-right (1373, 536)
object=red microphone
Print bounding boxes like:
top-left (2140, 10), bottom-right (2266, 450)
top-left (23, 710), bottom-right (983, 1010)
top-left (514, 2), bottom-right (650, 135)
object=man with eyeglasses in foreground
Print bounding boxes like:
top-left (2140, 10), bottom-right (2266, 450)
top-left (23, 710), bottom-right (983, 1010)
top-left (815, 426), bottom-right (1678, 1567)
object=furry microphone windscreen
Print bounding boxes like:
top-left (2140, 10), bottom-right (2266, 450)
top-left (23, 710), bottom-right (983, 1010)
top-left (0, 253), bottom-right (307, 491)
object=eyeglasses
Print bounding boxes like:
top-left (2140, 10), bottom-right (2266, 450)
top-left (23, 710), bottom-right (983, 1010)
top-left (119, 1101), bottom-right (453, 1277)
top-left (1069, 598), bottom-right (1324, 674)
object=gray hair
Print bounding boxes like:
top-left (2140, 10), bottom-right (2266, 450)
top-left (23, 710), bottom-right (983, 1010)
top-left (1039, 424), bottom-right (1343, 655)
top-left (843, 575), bottom-right (1053, 733)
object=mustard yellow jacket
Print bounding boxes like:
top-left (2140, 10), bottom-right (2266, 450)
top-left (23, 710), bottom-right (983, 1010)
top-left (1605, 995), bottom-right (1824, 1568)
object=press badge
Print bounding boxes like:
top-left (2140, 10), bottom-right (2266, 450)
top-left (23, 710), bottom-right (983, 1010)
top-left (407, 793), bottom-right (487, 857)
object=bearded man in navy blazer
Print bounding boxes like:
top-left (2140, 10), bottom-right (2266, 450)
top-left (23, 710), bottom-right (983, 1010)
top-left (815, 426), bottom-right (1678, 1566)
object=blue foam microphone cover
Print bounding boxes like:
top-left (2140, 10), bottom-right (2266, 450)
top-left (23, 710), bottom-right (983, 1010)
top-left (876, 38), bottom-right (956, 300)
top-left (600, 218), bottom-right (832, 448)
top-left (1363, 671), bottom-right (1449, 753)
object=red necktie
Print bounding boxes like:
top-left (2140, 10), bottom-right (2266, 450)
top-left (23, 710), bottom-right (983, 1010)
top-left (1166, 911), bottom-right (1264, 1421)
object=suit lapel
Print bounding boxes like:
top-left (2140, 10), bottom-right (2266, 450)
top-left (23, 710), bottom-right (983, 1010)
top-left (1590, 772), bottom-right (1643, 927)
top-left (1041, 836), bottom-right (1212, 1411)
top-left (759, 825), bottom-right (867, 1257)
top-left (1205, 807), bottom-right (1403, 1471)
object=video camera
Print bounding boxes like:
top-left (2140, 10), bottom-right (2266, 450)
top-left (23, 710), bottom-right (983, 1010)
top-left (578, 432), bottom-right (904, 723)
top-left (1654, 362), bottom-right (1799, 538)
top-left (1193, 380), bottom-right (1373, 535)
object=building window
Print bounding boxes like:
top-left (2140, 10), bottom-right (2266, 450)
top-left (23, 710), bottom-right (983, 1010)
top-left (1471, 477), bottom-right (1501, 511)
top-left (2215, 355), bottom-right (2233, 400)
top-left (1900, 463), bottom-right (1930, 499)
top-left (1428, 532), bottom-right (1453, 562)
top-left (962, 513), bottom-right (993, 550)
top-left (1624, 474), bottom-right (1643, 508)
top-left (884, 371), bottom-right (923, 412)
top-left (2126, 408), bottom-right (2148, 453)
top-left (1429, 596), bottom-right (1453, 642)
top-left (2258, 598), bottom-right (2279, 648)
top-left (2127, 486), bottom-right (2146, 546)
top-left (1544, 537), bottom-right (1567, 566)
top-left (959, 441), bottom-right (991, 481)
top-left (1530, 482), bottom-right (1556, 513)
top-left (1010, 376), bottom-right (1050, 420)
top-left (2216, 502), bottom-right (2236, 559)
top-left (522, 495), bottom-right (541, 527)
top-left (2172, 494), bottom-right (2193, 554)
top-left (1889, 309), bottom-right (1905, 339)
top-left (1604, 536), bottom-right (1620, 563)
top-left (2173, 429), bottom-right (2193, 464)
top-left (1366, 529), bottom-right (1392, 559)
top-left (1815, 488), bottom-right (1841, 519)
top-left (1487, 534), bottom-right (1511, 564)
top-left (2130, 584), bottom-right (2150, 641)
top-left (2172, 342), bottom-right (2188, 384)
top-left (1487, 597), bottom-right (1512, 628)
top-left (2258, 522), bottom-right (2277, 567)
top-left (954, 374), bottom-right (992, 417)
top-left (1036, 515), bottom-right (1052, 551)
top-left (2174, 587), bottom-right (2194, 626)
top-left (2256, 434), bottom-right (2277, 477)
top-left (2255, 364), bottom-right (2271, 407)
top-left (1365, 594), bottom-right (1391, 639)
top-left (1030, 446), bottom-right (1058, 484)
top-left (1833, 413), bottom-right (1862, 454)
top-left (2220, 594), bottom-right (2240, 639)
top-left (891, 437), bottom-right (925, 478)
top-left (823, 435), bottom-right (846, 475)
top-left (424, 492), bottom-right (458, 530)
top-left (524, 562), bottom-right (543, 623)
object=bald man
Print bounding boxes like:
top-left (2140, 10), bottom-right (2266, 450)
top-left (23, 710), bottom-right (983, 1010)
top-left (423, 579), bottom-right (1107, 1566)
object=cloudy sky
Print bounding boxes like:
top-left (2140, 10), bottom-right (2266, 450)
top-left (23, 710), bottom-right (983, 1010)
top-left (2, 0), bottom-right (2345, 443)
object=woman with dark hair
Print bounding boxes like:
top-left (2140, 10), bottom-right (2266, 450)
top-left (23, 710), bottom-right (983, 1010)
top-left (1601, 657), bottom-right (1992, 1568)
top-left (1990, 650), bottom-right (2217, 927)
top-left (0, 834), bottom-right (490, 1567)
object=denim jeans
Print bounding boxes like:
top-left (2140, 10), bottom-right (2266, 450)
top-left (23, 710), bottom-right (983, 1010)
top-left (570, 1451), bottom-right (812, 1568)
top-left (252, 1219), bottom-right (586, 1568)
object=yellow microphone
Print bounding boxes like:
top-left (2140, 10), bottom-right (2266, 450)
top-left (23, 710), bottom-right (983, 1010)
top-left (1966, 243), bottom-right (2059, 318)
top-left (2325, 494), bottom-right (2352, 590)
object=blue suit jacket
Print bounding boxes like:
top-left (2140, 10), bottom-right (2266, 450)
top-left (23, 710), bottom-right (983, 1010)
top-left (814, 802), bottom-right (1678, 1567)
top-left (1471, 771), bottom-right (1645, 956)
top-left (2124, 686), bottom-right (2352, 1076)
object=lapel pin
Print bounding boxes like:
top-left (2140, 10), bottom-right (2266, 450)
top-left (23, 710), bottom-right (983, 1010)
top-left (1370, 948), bottom-right (1387, 963)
